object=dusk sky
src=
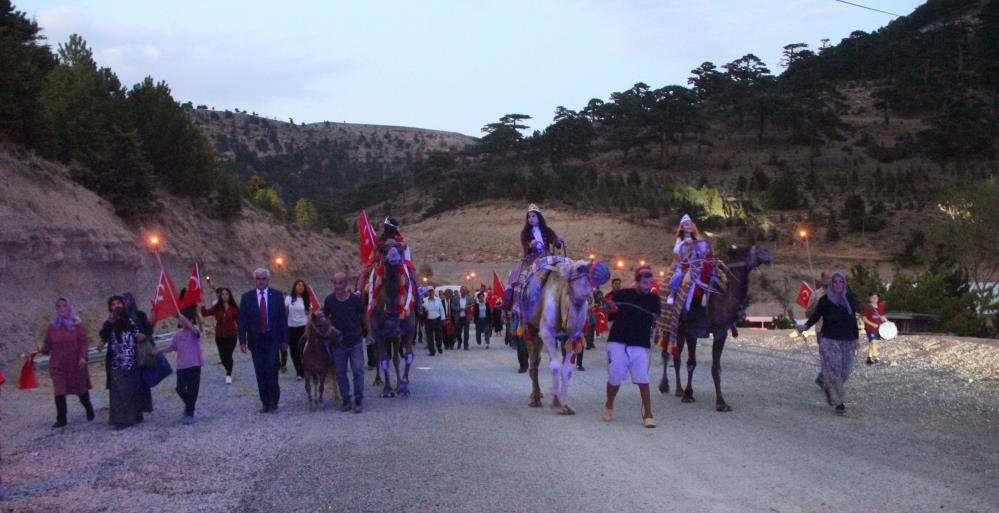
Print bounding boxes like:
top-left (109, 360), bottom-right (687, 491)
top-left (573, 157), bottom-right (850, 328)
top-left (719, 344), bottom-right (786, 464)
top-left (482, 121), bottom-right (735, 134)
top-left (26, 1), bottom-right (925, 136)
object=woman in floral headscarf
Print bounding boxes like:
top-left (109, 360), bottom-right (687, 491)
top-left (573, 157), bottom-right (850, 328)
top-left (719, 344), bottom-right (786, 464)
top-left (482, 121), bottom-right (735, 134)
top-left (797, 272), bottom-right (860, 415)
top-left (39, 298), bottom-right (94, 428)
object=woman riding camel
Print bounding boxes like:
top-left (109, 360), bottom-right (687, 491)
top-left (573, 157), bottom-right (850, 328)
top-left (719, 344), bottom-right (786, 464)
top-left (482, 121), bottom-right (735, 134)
top-left (502, 204), bottom-right (564, 311)
top-left (657, 213), bottom-right (714, 350)
top-left (665, 213), bottom-right (713, 307)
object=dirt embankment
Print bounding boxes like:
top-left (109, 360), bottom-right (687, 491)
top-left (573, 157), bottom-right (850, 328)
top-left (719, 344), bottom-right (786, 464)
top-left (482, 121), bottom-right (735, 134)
top-left (0, 146), bottom-right (354, 368)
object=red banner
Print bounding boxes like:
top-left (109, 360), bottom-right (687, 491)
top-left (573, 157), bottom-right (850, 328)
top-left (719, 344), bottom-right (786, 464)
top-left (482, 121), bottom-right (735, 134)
top-left (359, 210), bottom-right (378, 266)
top-left (796, 281), bottom-right (815, 309)
top-left (177, 264), bottom-right (203, 309)
top-left (150, 269), bottom-right (181, 325)
top-left (492, 271), bottom-right (504, 304)
top-left (307, 285), bottom-right (322, 313)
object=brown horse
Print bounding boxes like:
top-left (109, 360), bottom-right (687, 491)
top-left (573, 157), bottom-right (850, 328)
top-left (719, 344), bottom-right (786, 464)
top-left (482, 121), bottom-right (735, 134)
top-left (519, 258), bottom-right (610, 414)
top-left (658, 244), bottom-right (772, 411)
top-left (301, 310), bottom-right (340, 408)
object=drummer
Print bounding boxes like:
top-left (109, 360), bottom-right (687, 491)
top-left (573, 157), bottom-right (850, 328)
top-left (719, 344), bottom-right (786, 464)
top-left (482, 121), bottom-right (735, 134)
top-left (862, 292), bottom-right (889, 365)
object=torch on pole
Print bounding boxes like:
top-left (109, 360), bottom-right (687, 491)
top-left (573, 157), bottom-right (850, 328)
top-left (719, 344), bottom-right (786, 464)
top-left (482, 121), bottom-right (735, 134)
top-left (799, 228), bottom-right (815, 284)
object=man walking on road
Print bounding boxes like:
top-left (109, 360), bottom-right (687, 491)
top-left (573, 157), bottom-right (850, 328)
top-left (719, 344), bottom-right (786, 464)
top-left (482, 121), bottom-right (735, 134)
top-left (602, 266), bottom-right (660, 428)
top-left (424, 288), bottom-right (446, 356)
top-left (324, 273), bottom-right (368, 413)
top-left (238, 268), bottom-right (288, 413)
top-left (451, 287), bottom-right (471, 350)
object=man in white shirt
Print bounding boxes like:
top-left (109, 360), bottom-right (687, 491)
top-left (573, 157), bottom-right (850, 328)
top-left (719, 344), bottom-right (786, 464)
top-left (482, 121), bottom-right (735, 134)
top-left (423, 288), bottom-right (446, 356)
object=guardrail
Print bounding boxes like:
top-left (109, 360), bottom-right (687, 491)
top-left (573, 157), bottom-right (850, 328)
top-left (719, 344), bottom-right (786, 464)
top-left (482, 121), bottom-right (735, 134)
top-left (32, 331), bottom-right (176, 370)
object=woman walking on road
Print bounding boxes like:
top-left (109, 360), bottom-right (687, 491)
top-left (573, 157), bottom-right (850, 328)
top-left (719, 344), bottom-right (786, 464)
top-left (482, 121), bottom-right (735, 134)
top-left (797, 272), bottom-right (860, 415)
top-left (39, 298), bottom-right (95, 428)
top-left (107, 307), bottom-right (147, 429)
top-left (283, 280), bottom-right (310, 379)
top-left (202, 288), bottom-right (239, 383)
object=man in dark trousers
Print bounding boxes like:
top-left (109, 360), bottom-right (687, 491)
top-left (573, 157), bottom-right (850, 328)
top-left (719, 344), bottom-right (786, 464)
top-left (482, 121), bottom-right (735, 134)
top-left (451, 286), bottom-right (471, 350)
top-left (238, 268), bottom-right (288, 413)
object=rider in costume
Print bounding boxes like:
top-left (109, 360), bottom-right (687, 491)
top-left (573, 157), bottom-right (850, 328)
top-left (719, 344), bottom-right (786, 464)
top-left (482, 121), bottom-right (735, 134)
top-left (502, 204), bottom-right (564, 313)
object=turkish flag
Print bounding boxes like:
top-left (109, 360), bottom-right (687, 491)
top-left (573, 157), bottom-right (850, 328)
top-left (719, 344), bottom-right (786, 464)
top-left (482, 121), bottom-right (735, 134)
top-left (177, 264), bottom-right (203, 309)
top-left (359, 210), bottom-right (378, 266)
top-left (492, 271), bottom-right (504, 299)
top-left (592, 307), bottom-right (609, 333)
top-left (306, 285), bottom-right (322, 313)
top-left (150, 269), bottom-right (181, 325)
top-left (796, 281), bottom-right (814, 309)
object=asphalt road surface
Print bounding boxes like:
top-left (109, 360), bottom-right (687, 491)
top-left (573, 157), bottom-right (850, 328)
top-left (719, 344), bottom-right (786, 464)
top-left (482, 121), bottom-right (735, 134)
top-left (3, 332), bottom-right (997, 513)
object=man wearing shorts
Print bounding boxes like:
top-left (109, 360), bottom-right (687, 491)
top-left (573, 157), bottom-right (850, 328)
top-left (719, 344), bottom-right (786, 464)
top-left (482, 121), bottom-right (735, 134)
top-left (603, 266), bottom-right (660, 428)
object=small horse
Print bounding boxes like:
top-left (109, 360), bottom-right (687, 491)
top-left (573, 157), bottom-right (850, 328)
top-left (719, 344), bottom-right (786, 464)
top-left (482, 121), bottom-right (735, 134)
top-left (519, 258), bottom-right (610, 414)
top-left (658, 244), bottom-right (771, 411)
top-left (301, 310), bottom-right (340, 408)
top-left (368, 240), bottom-right (416, 398)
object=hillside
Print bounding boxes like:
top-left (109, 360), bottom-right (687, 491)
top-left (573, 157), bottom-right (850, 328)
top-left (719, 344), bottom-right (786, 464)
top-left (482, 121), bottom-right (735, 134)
top-left (0, 144), bottom-right (355, 367)
top-left (187, 107), bottom-right (478, 221)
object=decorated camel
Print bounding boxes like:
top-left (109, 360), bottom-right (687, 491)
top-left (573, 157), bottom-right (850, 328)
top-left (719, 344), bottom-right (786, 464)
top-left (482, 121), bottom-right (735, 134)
top-left (517, 257), bottom-right (610, 414)
top-left (657, 243), bottom-right (772, 411)
top-left (367, 239), bottom-right (416, 398)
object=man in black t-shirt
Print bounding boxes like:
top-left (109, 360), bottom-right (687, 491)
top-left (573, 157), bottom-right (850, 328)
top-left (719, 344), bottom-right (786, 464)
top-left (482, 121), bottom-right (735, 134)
top-left (602, 266), bottom-right (660, 428)
top-left (324, 272), bottom-right (370, 413)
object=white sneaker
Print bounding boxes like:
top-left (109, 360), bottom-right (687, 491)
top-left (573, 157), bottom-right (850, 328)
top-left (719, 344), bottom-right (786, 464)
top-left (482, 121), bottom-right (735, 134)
top-left (225, 376), bottom-right (232, 384)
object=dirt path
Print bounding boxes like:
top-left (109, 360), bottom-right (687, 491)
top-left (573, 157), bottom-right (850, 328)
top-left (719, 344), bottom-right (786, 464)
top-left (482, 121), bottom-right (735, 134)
top-left (2, 330), bottom-right (997, 512)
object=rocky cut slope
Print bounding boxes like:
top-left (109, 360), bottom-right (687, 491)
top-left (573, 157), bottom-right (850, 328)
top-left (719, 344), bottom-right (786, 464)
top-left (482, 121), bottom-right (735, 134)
top-left (0, 144), bottom-right (356, 367)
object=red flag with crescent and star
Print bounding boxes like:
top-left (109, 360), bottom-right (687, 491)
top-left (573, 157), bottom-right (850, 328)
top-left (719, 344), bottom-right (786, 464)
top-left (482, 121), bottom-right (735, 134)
top-left (306, 285), bottom-right (322, 313)
top-left (177, 264), bottom-right (203, 309)
top-left (796, 281), bottom-right (814, 309)
top-left (492, 271), bottom-right (504, 306)
top-left (150, 269), bottom-right (181, 325)
top-left (359, 210), bottom-right (378, 266)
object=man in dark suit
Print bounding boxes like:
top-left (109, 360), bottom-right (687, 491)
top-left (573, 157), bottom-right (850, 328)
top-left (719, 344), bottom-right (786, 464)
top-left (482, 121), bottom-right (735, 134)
top-left (238, 268), bottom-right (288, 413)
top-left (450, 287), bottom-right (471, 350)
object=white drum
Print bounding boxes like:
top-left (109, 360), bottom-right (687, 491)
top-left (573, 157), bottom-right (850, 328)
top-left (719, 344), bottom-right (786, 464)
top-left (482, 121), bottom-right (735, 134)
top-left (878, 321), bottom-right (898, 340)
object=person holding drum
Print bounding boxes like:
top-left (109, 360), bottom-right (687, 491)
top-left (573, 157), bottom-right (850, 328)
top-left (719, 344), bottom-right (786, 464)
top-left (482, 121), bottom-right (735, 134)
top-left (862, 292), bottom-right (890, 365)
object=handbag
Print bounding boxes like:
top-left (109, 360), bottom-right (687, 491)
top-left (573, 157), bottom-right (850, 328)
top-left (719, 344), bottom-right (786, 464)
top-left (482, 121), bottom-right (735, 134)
top-left (136, 338), bottom-right (156, 368)
top-left (142, 353), bottom-right (173, 388)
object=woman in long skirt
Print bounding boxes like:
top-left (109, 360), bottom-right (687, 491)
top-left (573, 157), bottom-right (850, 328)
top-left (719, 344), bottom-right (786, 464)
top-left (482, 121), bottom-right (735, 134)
top-left (797, 272), bottom-right (860, 415)
top-left (107, 307), bottom-right (144, 429)
top-left (39, 298), bottom-right (95, 427)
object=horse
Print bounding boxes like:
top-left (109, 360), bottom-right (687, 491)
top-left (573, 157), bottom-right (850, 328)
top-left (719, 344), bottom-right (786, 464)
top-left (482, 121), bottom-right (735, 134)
top-left (368, 240), bottom-right (416, 398)
top-left (657, 244), bottom-right (772, 411)
top-left (301, 310), bottom-right (340, 409)
top-left (519, 257), bottom-right (610, 414)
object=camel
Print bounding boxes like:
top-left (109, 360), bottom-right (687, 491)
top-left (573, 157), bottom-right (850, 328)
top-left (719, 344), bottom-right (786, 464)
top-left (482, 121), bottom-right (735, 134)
top-left (657, 244), bottom-right (772, 411)
top-left (518, 258), bottom-right (610, 414)
top-left (368, 240), bottom-right (416, 398)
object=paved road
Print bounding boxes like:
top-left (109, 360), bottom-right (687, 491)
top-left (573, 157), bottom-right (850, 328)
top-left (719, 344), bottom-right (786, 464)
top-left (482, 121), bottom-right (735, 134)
top-left (3, 333), bottom-right (997, 513)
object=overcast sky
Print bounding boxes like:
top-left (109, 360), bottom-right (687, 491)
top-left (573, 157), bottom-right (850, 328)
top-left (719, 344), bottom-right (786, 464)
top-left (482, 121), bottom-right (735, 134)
top-left (26, 0), bottom-right (924, 136)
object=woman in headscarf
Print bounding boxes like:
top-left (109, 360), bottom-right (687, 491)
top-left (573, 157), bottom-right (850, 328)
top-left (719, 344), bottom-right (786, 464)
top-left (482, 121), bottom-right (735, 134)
top-left (797, 272), bottom-right (860, 415)
top-left (107, 306), bottom-right (145, 429)
top-left (39, 298), bottom-right (95, 427)
top-left (121, 292), bottom-right (154, 415)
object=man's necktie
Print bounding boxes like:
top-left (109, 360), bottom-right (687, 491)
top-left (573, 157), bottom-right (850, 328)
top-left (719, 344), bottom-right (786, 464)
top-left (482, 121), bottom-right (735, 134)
top-left (259, 291), bottom-right (268, 333)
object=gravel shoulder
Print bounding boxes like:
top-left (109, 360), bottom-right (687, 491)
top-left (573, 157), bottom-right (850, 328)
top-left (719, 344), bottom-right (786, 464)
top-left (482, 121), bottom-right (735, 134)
top-left (2, 331), bottom-right (998, 513)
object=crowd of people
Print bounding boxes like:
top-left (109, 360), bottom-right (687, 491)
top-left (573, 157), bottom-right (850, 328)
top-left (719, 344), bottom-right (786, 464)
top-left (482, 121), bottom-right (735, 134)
top-left (27, 207), bottom-right (886, 435)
